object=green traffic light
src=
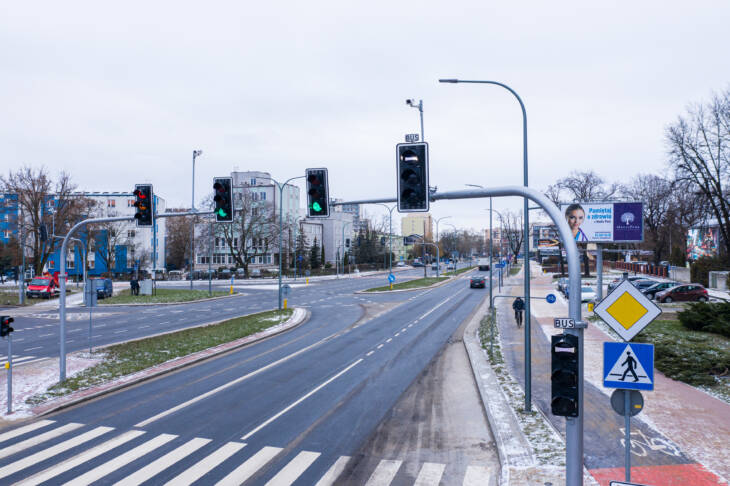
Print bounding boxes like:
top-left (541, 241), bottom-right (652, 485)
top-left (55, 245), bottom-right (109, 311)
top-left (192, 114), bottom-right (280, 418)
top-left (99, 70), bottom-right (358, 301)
top-left (217, 208), bottom-right (228, 217)
top-left (312, 202), bottom-right (322, 212)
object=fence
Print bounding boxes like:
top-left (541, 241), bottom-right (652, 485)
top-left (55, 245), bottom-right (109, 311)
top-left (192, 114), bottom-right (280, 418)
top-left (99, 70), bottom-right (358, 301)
top-left (608, 261), bottom-right (669, 278)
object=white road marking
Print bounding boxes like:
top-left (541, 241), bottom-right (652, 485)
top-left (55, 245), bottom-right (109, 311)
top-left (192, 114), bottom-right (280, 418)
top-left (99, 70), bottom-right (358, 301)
top-left (0, 426), bottom-right (113, 480)
top-left (265, 450), bottom-right (320, 485)
top-left (401, 328), bottom-right (407, 332)
top-left (366, 351), bottom-right (374, 356)
top-left (114, 330), bottom-right (128, 334)
top-left (386, 338), bottom-right (392, 343)
top-left (117, 437), bottom-right (211, 486)
top-left (418, 294), bottom-right (455, 321)
top-left (241, 359), bottom-right (363, 440)
top-left (462, 465), bottom-right (493, 485)
top-left (377, 344), bottom-right (384, 349)
top-left (0, 423), bottom-right (83, 460)
top-left (69, 433), bottom-right (177, 486)
top-left (165, 441), bottom-right (245, 486)
top-left (140, 325), bottom-right (150, 329)
top-left (216, 446), bottom-right (282, 486)
top-left (136, 330), bottom-right (345, 427)
top-left (39, 333), bottom-right (52, 337)
top-left (25, 346), bottom-right (42, 351)
top-left (0, 420), bottom-right (54, 443)
top-left (15, 430), bottom-right (145, 486)
top-left (314, 456), bottom-right (351, 486)
top-left (365, 459), bottom-right (402, 485)
top-left (414, 462), bottom-right (446, 486)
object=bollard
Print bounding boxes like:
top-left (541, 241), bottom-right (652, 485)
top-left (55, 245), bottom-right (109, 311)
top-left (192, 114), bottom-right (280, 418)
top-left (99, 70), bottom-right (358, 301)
top-left (283, 298), bottom-right (287, 309)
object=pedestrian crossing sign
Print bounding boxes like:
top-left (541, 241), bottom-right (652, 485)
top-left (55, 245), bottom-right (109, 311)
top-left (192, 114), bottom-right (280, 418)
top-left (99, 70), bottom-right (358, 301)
top-left (603, 342), bottom-right (654, 391)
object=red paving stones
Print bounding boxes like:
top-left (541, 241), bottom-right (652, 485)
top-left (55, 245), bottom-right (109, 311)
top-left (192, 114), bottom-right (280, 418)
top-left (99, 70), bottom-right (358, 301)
top-left (590, 463), bottom-right (729, 485)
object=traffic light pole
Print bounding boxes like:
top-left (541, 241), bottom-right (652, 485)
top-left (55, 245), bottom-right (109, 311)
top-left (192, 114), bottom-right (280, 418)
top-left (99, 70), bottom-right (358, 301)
top-left (58, 210), bottom-right (214, 381)
top-left (333, 185), bottom-right (583, 485)
top-left (271, 176), bottom-right (305, 310)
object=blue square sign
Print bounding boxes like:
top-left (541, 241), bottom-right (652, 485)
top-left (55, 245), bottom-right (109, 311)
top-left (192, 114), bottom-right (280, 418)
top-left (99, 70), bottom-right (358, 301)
top-left (603, 342), bottom-right (654, 391)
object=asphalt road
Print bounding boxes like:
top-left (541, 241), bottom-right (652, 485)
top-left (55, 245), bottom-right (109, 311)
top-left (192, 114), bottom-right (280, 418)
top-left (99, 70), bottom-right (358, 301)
top-left (0, 268), bottom-right (437, 367)
top-left (0, 268), bottom-right (499, 484)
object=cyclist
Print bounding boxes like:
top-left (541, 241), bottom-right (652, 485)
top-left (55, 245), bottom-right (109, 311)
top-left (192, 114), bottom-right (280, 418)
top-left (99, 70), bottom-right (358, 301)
top-left (512, 297), bottom-right (525, 327)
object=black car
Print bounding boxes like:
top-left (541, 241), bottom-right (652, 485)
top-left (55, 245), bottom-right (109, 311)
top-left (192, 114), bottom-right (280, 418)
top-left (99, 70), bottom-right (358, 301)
top-left (632, 279), bottom-right (660, 291)
top-left (470, 276), bottom-right (486, 288)
top-left (642, 281), bottom-right (681, 300)
top-left (607, 275), bottom-right (652, 293)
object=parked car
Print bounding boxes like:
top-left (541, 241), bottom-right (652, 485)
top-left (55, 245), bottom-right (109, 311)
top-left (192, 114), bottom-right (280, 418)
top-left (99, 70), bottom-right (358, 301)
top-left (412, 261), bottom-right (424, 268)
top-left (92, 278), bottom-right (113, 299)
top-left (431, 263), bottom-right (438, 270)
top-left (642, 281), bottom-right (681, 300)
top-left (566, 285), bottom-right (596, 302)
top-left (396, 261), bottom-right (407, 268)
top-left (656, 284), bottom-right (709, 303)
top-left (607, 275), bottom-right (652, 293)
top-left (632, 279), bottom-right (660, 291)
top-left (470, 276), bottom-right (486, 288)
top-left (26, 276), bottom-right (59, 299)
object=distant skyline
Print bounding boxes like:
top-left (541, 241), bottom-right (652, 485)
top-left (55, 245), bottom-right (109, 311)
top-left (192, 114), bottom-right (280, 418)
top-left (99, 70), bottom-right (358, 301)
top-left (2, 1), bottom-right (728, 233)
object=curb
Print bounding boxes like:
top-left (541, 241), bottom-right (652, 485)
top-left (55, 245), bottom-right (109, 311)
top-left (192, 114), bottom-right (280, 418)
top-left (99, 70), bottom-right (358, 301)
top-left (30, 307), bottom-right (310, 418)
top-left (462, 293), bottom-right (534, 485)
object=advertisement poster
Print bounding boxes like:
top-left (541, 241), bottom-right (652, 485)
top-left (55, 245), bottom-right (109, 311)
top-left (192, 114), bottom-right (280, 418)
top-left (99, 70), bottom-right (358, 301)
top-left (687, 227), bottom-right (718, 260)
top-left (561, 202), bottom-right (643, 243)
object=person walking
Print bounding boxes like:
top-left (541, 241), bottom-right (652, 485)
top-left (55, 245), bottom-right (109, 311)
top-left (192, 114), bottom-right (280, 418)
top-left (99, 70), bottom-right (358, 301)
top-left (620, 351), bottom-right (639, 382)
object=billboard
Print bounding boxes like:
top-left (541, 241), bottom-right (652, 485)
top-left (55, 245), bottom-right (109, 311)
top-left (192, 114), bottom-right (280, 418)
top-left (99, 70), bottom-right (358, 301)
top-left (687, 226), bottom-right (719, 260)
top-left (560, 202), bottom-right (643, 243)
top-left (536, 226), bottom-right (560, 249)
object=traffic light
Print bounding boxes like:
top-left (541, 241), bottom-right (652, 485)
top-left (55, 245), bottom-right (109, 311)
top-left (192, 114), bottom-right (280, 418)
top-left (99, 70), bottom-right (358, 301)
top-left (39, 224), bottom-right (48, 242)
top-left (396, 142), bottom-right (429, 212)
top-left (213, 177), bottom-right (234, 223)
top-left (306, 168), bottom-right (329, 218)
top-left (551, 334), bottom-right (579, 417)
top-left (0, 316), bottom-right (14, 337)
top-left (133, 184), bottom-right (153, 227)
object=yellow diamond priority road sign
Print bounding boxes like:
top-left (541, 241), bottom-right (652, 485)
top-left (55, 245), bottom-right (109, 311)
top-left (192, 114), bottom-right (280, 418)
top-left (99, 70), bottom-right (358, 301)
top-left (594, 279), bottom-right (662, 341)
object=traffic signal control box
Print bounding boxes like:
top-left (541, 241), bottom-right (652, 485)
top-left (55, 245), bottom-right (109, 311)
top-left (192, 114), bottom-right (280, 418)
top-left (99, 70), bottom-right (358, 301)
top-left (396, 142), bottom-right (429, 212)
top-left (133, 184), bottom-right (154, 227)
top-left (213, 177), bottom-right (234, 223)
top-left (306, 168), bottom-right (329, 218)
top-left (551, 333), bottom-right (579, 417)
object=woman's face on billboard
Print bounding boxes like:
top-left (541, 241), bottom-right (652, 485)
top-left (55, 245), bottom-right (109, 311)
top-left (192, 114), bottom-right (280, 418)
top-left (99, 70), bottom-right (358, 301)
top-left (566, 208), bottom-right (585, 231)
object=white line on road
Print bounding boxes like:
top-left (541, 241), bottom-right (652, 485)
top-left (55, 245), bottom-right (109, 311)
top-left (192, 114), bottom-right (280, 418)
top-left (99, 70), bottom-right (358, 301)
top-left (39, 333), bottom-right (52, 337)
top-left (241, 359), bottom-right (363, 440)
top-left (0, 420), bottom-right (54, 443)
top-left (376, 344), bottom-right (384, 349)
top-left (462, 465), bottom-right (493, 485)
top-left (116, 437), bottom-right (211, 486)
top-left (314, 456), bottom-right (351, 486)
top-left (0, 423), bottom-right (83, 460)
top-left (265, 450), bottom-right (320, 486)
top-left (216, 446), bottom-right (281, 486)
top-left (114, 330), bottom-right (128, 334)
top-left (365, 459), bottom-right (402, 485)
top-left (366, 351), bottom-right (374, 357)
top-left (165, 441), bottom-right (245, 486)
top-left (25, 346), bottom-right (42, 351)
top-left (135, 330), bottom-right (338, 428)
top-left (414, 462), bottom-right (446, 486)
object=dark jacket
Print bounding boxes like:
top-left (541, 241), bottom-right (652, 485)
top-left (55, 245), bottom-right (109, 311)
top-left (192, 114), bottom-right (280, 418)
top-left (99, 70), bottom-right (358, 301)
top-left (512, 298), bottom-right (525, 311)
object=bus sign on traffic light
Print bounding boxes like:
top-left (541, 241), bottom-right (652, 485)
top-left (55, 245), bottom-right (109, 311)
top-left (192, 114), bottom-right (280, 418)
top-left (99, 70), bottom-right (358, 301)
top-left (306, 168), bottom-right (329, 218)
top-left (133, 184), bottom-right (153, 227)
top-left (213, 177), bottom-right (234, 223)
top-left (396, 142), bottom-right (429, 212)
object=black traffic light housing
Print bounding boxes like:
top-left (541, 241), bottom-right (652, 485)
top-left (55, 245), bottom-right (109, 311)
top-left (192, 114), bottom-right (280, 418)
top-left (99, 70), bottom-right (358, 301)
top-left (133, 184), bottom-right (154, 227)
top-left (551, 334), bottom-right (579, 417)
top-left (397, 142), bottom-right (429, 212)
top-left (306, 168), bottom-right (329, 218)
top-left (213, 177), bottom-right (234, 223)
top-left (0, 316), bottom-right (14, 337)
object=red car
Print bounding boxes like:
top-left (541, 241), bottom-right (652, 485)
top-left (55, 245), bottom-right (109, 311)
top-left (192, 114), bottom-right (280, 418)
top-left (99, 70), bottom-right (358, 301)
top-left (655, 284), bottom-right (709, 303)
top-left (26, 276), bottom-right (59, 299)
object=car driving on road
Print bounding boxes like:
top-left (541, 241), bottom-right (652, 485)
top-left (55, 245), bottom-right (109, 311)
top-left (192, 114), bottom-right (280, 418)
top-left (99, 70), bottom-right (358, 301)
top-left (470, 276), bottom-right (486, 288)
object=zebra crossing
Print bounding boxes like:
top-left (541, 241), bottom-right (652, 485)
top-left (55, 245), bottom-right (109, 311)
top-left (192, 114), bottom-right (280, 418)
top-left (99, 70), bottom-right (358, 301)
top-left (0, 355), bottom-right (42, 367)
top-left (0, 420), bottom-right (496, 485)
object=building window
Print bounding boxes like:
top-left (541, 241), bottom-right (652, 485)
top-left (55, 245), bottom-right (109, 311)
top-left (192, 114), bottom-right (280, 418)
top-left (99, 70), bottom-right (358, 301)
top-left (250, 178), bottom-right (256, 185)
top-left (88, 259), bottom-right (95, 269)
top-left (67, 259), bottom-right (75, 269)
top-left (107, 200), bottom-right (116, 208)
top-left (127, 230), bottom-right (136, 238)
top-left (127, 199), bottom-right (135, 207)
top-left (260, 192), bottom-right (266, 201)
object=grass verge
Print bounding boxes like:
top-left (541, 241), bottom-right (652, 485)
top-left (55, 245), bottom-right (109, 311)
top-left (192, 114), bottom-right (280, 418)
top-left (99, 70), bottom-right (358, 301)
top-left (478, 309), bottom-right (565, 465)
top-left (364, 276), bottom-right (449, 292)
top-left (100, 288), bottom-right (230, 305)
top-left (444, 266), bottom-right (475, 276)
top-left (27, 309), bottom-right (294, 404)
top-left (0, 290), bottom-right (29, 306)
top-left (509, 264), bottom-right (522, 276)
top-left (590, 314), bottom-right (730, 404)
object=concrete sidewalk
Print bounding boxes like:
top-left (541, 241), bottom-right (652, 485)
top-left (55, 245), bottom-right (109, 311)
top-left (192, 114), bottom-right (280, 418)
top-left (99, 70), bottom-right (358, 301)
top-left (501, 264), bottom-right (729, 485)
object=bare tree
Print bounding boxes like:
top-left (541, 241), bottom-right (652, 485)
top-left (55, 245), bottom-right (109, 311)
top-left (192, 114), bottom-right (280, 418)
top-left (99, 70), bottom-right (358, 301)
top-left (0, 166), bottom-right (86, 275)
top-left (502, 210), bottom-right (524, 261)
top-left (622, 174), bottom-right (674, 264)
top-left (166, 212), bottom-right (194, 270)
top-left (666, 88), bottom-right (730, 261)
top-left (554, 170), bottom-right (619, 202)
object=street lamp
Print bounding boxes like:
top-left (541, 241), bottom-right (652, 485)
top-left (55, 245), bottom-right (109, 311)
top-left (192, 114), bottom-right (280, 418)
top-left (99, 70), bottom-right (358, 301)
top-left (443, 78), bottom-right (532, 412)
top-left (434, 216), bottom-right (452, 277)
top-left (269, 175), bottom-right (306, 309)
top-left (405, 99), bottom-right (425, 141)
top-left (190, 149), bottom-right (202, 290)
top-left (373, 203), bottom-right (396, 274)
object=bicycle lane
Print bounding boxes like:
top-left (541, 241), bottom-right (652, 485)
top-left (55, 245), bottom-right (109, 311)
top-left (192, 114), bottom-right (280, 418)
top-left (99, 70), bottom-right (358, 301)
top-left (497, 278), bottom-right (727, 486)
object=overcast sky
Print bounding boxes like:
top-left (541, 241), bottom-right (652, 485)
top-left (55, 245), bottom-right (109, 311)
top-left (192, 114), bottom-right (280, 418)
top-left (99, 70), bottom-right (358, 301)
top-left (2, 1), bottom-right (728, 234)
